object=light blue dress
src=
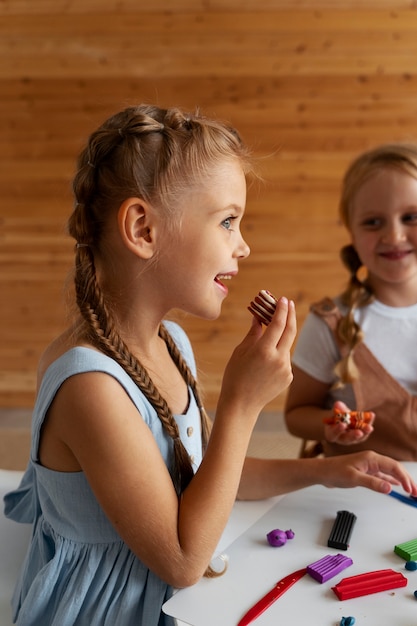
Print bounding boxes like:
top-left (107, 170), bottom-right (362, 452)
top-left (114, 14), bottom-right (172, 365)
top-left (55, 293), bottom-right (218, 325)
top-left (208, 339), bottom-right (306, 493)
top-left (4, 322), bottom-right (203, 626)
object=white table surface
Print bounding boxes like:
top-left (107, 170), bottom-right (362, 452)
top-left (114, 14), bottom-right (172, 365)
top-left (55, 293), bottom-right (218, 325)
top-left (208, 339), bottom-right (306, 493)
top-left (164, 463), bottom-right (417, 626)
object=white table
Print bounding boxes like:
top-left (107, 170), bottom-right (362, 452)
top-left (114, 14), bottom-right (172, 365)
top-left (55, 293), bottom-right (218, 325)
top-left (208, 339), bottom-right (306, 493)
top-left (164, 463), bottom-right (417, 626)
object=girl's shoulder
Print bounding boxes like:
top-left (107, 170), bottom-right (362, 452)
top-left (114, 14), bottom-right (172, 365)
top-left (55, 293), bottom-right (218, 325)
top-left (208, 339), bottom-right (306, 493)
top-left (309, 296), bottom-right (348, 324)
top-left (36, 327), bottom-right (81, 388)
top-left (39, 346), bottom-right (134, 396)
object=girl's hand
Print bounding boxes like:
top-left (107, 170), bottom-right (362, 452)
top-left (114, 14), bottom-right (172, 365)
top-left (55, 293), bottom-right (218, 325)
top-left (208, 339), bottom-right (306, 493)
top-left (324, 400), bottom-right (375, 446)
top-left (219, 297), bottom-right (297, 416)
top-left (318, 450), bottom-right (417, 496)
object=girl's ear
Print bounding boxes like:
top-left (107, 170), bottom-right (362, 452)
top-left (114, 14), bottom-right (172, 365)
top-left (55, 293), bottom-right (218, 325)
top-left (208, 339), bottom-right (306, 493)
top-left (117, 197), bottom-right (156, 259)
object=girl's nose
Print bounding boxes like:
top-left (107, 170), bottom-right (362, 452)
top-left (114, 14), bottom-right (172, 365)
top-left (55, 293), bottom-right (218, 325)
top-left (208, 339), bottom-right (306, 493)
top-left (237, 234), bottom-right (250, 259)
top-left (382, 221), bottom-right (407, 244)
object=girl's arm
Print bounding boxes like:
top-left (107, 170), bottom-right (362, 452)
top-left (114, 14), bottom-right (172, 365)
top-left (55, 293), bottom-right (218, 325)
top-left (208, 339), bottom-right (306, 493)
top-left (284, 365), bottom-right (332, 441)
top-left (238, 452), bottom-right (417, 501)
top-left (284, 367), bottom-right (374, 446)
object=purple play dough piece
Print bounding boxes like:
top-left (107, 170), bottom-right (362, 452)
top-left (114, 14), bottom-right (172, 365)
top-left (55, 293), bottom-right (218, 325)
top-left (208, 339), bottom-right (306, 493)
top-left (266, 528), bottom-right (295, 547)
top-left (307, 553), bottom-right (353, 583)
top-left (266, 529), bottom-right (287, 547)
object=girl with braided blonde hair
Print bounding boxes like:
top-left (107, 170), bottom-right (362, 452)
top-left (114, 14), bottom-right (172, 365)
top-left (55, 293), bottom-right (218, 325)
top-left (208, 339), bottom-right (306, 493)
top-left (285, 142), bottom-right (417, 460)
top-left (5, 111), bottom-right (417, 626)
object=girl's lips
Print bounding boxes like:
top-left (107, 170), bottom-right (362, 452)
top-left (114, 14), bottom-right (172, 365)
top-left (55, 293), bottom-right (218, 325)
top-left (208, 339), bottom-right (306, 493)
top-left (380, 250), bottom-right (412, 260)
top-left (214, 273), bottom-right (234, 293)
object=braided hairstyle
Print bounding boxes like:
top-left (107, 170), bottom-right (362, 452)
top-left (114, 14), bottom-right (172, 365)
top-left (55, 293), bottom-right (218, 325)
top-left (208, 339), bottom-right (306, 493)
top-left (67, 105), bottom-right (252, 499)
top-left (335, 142), bottom-right (417, 384)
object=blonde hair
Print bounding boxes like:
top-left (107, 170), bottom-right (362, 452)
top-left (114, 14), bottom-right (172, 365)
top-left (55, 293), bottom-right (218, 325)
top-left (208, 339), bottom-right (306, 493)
top-left (335, 142), bottom-right (417, 384)
top-left (68, 104), bottom-right (253, 498)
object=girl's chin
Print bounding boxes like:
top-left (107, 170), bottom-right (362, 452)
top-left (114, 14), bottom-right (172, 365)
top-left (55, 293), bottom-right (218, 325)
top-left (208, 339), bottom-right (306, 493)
top-left (201, 307), bottom-right (222, 321)
top-left (185, 301), bottom-right (223, 321)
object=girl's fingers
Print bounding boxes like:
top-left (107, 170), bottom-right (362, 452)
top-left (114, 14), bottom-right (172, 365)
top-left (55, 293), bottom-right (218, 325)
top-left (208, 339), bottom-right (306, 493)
top-left (359, 453), bottom-right (417, 494)
top-left (265, 297), bottom-right (297, 349)
top-left (333, 400), bottom-right (351, 413)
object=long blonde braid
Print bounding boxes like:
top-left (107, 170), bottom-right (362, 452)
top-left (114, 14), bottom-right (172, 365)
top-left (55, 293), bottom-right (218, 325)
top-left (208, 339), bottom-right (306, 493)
top-left (73, 242), bottom-right (200, 494)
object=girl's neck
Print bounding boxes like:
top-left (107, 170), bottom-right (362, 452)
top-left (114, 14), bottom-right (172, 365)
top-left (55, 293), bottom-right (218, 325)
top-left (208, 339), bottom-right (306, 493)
top-left (369, 279), bottom-right (417, 308)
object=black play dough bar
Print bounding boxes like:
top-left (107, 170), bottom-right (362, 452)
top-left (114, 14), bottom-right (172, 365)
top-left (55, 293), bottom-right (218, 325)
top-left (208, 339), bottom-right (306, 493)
top-left (327, 510), bottom-right (357, 550)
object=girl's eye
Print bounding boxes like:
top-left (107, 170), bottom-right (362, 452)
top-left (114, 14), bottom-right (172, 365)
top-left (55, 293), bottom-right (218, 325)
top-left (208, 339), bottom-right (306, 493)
top-left (403, 212), bottom-right (417, 224)
top-left (221, 216), bottom-right (236, 230)
top-left (361, 217), bottom-right (382, 229)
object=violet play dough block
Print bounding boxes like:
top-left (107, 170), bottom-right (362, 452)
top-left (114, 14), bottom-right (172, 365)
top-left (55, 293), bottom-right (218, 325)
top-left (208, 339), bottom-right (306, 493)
top-left (306, 553), bottom-right (353, 583)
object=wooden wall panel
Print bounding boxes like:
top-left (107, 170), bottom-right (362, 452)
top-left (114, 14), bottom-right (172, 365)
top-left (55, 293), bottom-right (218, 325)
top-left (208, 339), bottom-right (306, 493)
top-left (1, 1), bottom-right (417, 411)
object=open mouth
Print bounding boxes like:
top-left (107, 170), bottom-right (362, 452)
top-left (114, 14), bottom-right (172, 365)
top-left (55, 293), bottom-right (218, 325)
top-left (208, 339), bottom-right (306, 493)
top-left (214, 274), bottom-right (232, 289)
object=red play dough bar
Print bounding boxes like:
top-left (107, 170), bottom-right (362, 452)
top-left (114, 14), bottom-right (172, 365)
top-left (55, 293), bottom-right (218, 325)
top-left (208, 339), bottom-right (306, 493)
top-left (332, 568), bottom-right (407, 600)
top-left (248, 290), bottom-right (278, 325)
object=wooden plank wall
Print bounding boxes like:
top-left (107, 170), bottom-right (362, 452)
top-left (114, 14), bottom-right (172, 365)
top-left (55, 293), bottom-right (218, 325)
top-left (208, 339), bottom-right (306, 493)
top-left (1, 0), bottom-right (417, 412)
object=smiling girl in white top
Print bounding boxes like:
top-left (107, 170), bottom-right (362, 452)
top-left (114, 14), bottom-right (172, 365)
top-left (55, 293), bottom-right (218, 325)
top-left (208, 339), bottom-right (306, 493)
top-left (285, 143), bottom-right (417, 460)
